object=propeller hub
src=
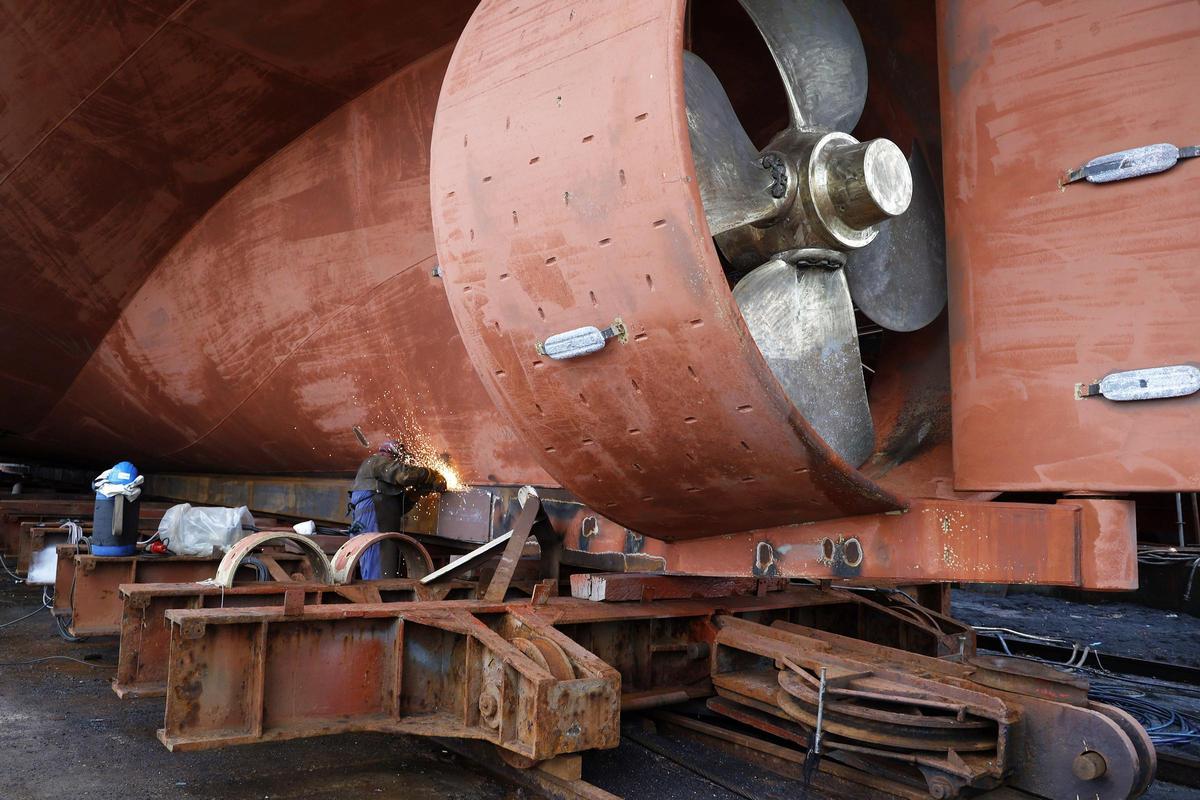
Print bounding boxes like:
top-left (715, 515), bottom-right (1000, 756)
top-left (806, 132), bottom-right (912, 250)
top-left (825, 138), bottom-right (913, 228)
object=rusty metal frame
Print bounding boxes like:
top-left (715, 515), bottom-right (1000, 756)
top-left (150, 585), bottom-right (1152, 796)
top-left (18, 523), bottom-right (90, 574)
top-left (1, 498), bottom-right (170, 556)
top-left (50, 546), bottom-right (229, 637)
top-left (113, 577), bottom-right (476, 698)
top-left (158, 600), bottom-right (622, 760)
top-left (0, 499), bottom-right (97, 555)
top-left (51, 544), bottom-right (315, 637)
top-left (154, 591), bottom-right (818, 752)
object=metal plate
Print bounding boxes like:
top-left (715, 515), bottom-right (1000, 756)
top-left (943, 0), bottom-right (1200, 491)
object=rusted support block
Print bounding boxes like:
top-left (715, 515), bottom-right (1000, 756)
top-left (620, 684), bottom-right (712, 711)
top-left (157, 599), bottom-right (621, 763)
top-left (437, 737), bottom-right (623, 800)
top-left (570, 572), bottom-right (787, 602)
top-left (333, 584), bottom-right (383, 604)
top-left (113, 578), bottom-right (470, 699)
top-left (51, 545), bottom-right (77, 618)
top-left (537, 754), bottom-right (582, 782)
top-left (53, 545), bottom-right (311, 637)
top-left (257, 555), bottom-right (297, 583)
top-left (530, 579), bottom-right (557, 605)
top-left (58, 552), bottom-right (216, 637)
top-left (1068, 498), bottom-right (1138, 590)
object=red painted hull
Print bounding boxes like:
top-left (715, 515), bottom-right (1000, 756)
top-left (4, 26), bottom-right (549, 487)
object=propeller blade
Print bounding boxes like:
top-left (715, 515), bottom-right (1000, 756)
top-left (844, 148), bottom-right (947, 332)
top-left (734, 256), bottom-right (875, 466)
top-left (683, 50), bottom-right (781, 236)
top-left (737, 0), bottom-right (868, 133)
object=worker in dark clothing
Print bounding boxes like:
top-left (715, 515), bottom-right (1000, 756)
top-left (348, 440), bottom-right (446, 579)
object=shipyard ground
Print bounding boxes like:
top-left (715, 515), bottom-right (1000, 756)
top-left (1, 578), bottom-right (1197, 800)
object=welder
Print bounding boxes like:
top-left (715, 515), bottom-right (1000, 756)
top-left (347, 440), bottom-right (446, 579)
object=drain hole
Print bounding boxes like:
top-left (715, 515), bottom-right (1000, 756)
top-left (843, 538), bottom-right (863, 567)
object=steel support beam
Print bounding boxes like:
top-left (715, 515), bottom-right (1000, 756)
top-left (648, 498), bottom-right (1137, 590)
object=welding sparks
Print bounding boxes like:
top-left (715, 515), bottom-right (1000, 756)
top-left (399, 432), bottom-right (468, 492)
top-left (349, 377), bottom-right (470, 492)
top-left (368, 410), bottom-right (469, 492)
top-left (428, 458), bottom-right (466, 492)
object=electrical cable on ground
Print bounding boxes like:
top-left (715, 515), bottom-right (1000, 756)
top-left (971, 622), bottom-right (1200, 747)
top-left (0, 655), bottom-right (113, 669)
top-left (0, 553), bottom-right (24, 583)
top-left (0, 588), bottom-right (51, 629)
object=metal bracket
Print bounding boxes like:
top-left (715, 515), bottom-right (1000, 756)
top-left (482, 495), bottom-right (543, 603)
top-left (1062, 142), bottom-right (1198, 186)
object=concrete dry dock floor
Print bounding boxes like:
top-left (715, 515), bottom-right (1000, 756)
top-left (0, 580), bottom-right (1194, 800)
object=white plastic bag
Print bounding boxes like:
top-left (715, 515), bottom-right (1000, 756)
top-left (156, 503), bottom-right (255, 556)
top-left (26, 547), bottom-right (57, 585)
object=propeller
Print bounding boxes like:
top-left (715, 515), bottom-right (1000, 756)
top-left (733, 250), bottom-right (874, 467)
top-left (683, 0), bottom-right (945, 465)
top-left (735, 0), bottom-right (868, 132)
top-left (682, 51), bottom-right (782, 235)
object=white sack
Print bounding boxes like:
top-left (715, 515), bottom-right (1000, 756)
top-left (156, 503), bottom-right (255, 556)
